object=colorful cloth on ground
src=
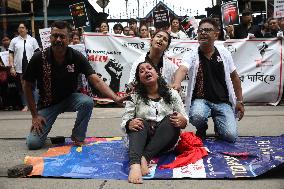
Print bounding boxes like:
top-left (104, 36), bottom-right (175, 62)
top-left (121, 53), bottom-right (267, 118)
top-left (25, 135), bottom-right (284, 179)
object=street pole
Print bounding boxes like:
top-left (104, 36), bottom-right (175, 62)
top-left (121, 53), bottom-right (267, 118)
top-left (1, 0), bottom-right (7, 36)
top-left (137, 0), bottom-right (139, 19)
top-left (125, 0), bottom-right (128, 18)
top-left (43, 0), bottom-right (48, 28)
top-left (30, 0), bottom-right (35, 37)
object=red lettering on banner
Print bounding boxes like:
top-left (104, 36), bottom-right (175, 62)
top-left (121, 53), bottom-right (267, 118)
top-left (167, 57), bottom-right (182, 67)
top-left (88, 54), bottom-right (108, 62)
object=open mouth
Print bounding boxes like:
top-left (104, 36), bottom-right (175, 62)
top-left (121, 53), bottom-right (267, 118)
top-left (156, 41), bottom-right (163, 47)
top-left (145, 73), bottom-right (152, 80)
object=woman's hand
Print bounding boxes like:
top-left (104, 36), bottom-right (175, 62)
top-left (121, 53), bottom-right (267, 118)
top-left (170, 112), bottom-right (187, 129)
top-left (128, 118), bottom-right (144, 132)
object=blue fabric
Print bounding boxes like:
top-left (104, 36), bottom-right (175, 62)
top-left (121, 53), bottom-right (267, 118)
top-left (28, 135), bottom-right (284, 179)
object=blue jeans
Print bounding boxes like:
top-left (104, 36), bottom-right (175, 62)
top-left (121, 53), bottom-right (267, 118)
top-left (26, 93), bottom-right (94, 150)
top-left (189, 99), bottom-right (238, 143)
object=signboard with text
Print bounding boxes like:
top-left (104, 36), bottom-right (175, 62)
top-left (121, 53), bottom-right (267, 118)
top-left (221, 1), bottom-right (240, 28)
top-left (153, 10), bottom-right (170, 29)
top-left (274, 0), bottom-right (284, 18)
top-left (69, 2), bottom-right (89, 28)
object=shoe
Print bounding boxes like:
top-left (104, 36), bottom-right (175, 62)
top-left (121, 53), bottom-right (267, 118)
top-left (21, 106), bottom-right (28, 112)
top-left (196, 129), bottom-right (206, 140)
top-left (7, 164), bottom-right (33, 178)
top-left (71, 135), bottom-right (85, 146)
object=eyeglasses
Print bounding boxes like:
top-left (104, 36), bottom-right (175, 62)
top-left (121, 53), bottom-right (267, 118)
top-left (197, 28), bottom-right (215, 34)
top-left (51, 33), bottom-right (67, 39)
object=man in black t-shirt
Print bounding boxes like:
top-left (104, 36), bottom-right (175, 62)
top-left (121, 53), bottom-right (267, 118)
top-left (23, 21), bottom-right (125, 150)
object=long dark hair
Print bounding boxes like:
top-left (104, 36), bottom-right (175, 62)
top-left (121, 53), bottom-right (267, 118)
top-left (134, 62), bottom-right (172, 105)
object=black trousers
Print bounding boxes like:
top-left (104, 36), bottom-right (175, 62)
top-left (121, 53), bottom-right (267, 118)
top-left (128, 115), bottom-right (180, 165)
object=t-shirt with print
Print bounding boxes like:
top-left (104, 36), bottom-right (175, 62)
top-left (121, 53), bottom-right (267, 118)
top-left (23, 47), bottom-right (94, 109)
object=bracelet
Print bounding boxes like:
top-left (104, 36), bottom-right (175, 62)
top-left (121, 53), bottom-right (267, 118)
top-left (236, 100), bottom-right (244, 106)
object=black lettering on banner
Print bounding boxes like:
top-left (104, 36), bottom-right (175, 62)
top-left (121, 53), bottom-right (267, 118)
top-left (122, 42), bottom-right (145, 50)
top-left (85, 49), bottom-right (121, 55)
top-left (246, 72), bottom-right (276, 84)
top-left (172, 47), bottom-right (192, 54)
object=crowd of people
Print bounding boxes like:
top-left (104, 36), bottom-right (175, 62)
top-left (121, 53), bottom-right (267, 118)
top-left (1, 11), bottom-right (283, 111)
top-left (0, 11), bottom-right (282, 184)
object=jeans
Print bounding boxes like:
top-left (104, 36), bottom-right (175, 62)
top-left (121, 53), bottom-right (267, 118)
top-left (189, 99), bottom-right (238, 143)
top-left (26, 93), bottom-right (94, 150)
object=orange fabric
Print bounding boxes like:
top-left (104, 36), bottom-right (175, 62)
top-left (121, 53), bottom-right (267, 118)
top-left (159, 132), bottom-right (208, 169)
top-left (24, 156), bottom-right (44, 176)
top-left (42, 145), bottom-right (72, 157)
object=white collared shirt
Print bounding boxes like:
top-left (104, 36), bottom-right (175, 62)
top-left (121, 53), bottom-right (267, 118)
top-left (181, 45), bottom-right (237, 113)
top-left (9, 35), bottom-right (39, 73)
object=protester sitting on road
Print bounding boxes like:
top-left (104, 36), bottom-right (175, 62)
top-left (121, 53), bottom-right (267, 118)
top-left (121, 61), bottom-right (188, 184)
top-left (113, 23), bottom-right (124, 35)
top-left (172, 18), bottom-right (245, 142)
top-left (100, 21), bottom-right (109, 34)
top-left (23, 20), bottom-right (125, 150)
top-left (128, 30), bottom-right (177, 86)
top-left (169, 17), bottom-right (188, 39)
top-left (139, 24), bottom-right (150, 38)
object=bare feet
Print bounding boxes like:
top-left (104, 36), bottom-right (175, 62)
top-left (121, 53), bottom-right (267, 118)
top-left (141, 156), bottom-right (150, 176)
top-left (128, 164), bottom-right (143, 184)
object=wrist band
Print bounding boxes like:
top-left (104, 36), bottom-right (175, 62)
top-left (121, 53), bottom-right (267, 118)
top-left (237, 100), bottom-right (244, 105)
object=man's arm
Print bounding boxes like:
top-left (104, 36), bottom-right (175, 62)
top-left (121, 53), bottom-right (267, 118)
top-left (9, 52), bottom-right (16, 76)
top-left (23, 80), bottom-right (38, 118)
top-left (172, 65), bottom-right (188, 91)
top-left (230, 70), bottom-right (245, 120)
top-left (88, 73), bottom-right (122, 103)
top-left (23, 80), bottom-right (46, 134)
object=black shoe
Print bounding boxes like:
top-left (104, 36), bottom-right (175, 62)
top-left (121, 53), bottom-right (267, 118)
top-left (196, 130), bottom-right (206, 140)
top-left (7, 164), bottom-right (33, 178)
